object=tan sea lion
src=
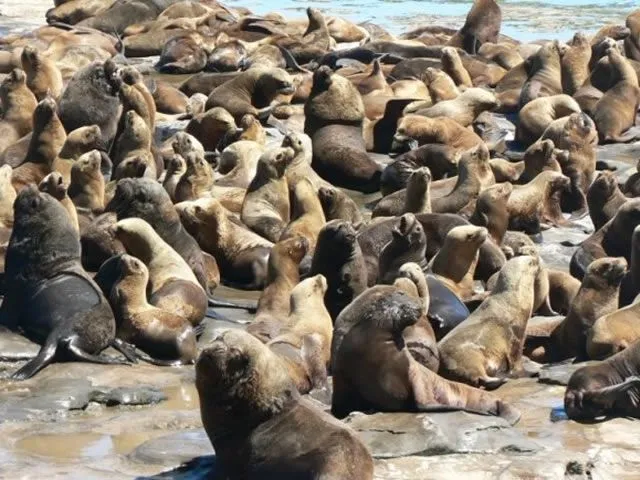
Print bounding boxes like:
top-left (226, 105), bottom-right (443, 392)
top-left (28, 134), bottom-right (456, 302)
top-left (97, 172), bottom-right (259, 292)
top-left (517, 138), bottom-right (564, 184)
top-left (20, 46), bottom-right (63, 101)
top-left (108, 254), bottom-right (197, 365)
top-left (111, 110), bottom-right (155, 179)
top-left (185, 106), bottom-right (237, 151)
top-left (372, 167), bottom-right (432, 218)
top-left (38, 171), bottom-right (79, 233)
top-left (587, 299), bottom-right (640, 360)
top-left (441, 47), bottom-right (473, 87)
top-left (469, 182), bottom-right (513, 245)
top-left (438, 255), bottom-right (540, 389)
top-left (280, 131), bottom-right (330, 190)
top-left (625, 9), bottom-right (640, 61)
top-left (395, 115), bottom-right (484, 150)
top-left (174, 152), bottom-right (214, 203)
top-left (52, 124), bottom-right (104, 184)
top-left (423, 67), bottom-right (460, 102)
top-left (519, 41), bottom-right (562, 106)
top-left (331, 284), bottom-right (520, 424)
top-left (377, 213), bottom-right (427, 285)
top-left (0, 69), bottom-right (37, 152)
top-left (279, 178), bottom-right (326, 251)
top-left (516, 94), bottom-right (581, 146)
top-left (162, 154), bottom-right (186, 202)
top-left (412, 88), bottom-right (498, 127)
top-left (0, 165), bottom-right (16, 229)
top-left (560, 32), bottom-right (592, 95)
top-left (587, 171), bottom-right (628, 230)
top-left (196, 329), bottom-right (374, 480)
top-left (113, 217), bottom-right (208, 326)
top-left (68, 149), bottom-right (105, 212)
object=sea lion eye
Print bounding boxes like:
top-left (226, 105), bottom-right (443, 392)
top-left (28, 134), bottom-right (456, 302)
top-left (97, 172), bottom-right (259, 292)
top-left (195, 205), bottom-right (203, 214)
top-left (276, 153), bottom-right (283, 160)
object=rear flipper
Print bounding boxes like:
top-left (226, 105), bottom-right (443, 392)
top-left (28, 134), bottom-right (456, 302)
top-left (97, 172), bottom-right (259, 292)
top-left (111, 338), bottom-right (139, 363)
top-left (207, 297), bottom-right (257, 312)
top-left (65, 338), bottom-right (132, 366)
top-left (134, 350), bottom-right (190, 367)
top-left (11, 340), bottom-right (58, 380)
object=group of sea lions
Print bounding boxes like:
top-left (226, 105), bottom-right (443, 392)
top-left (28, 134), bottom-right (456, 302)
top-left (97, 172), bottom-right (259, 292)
top-left (2, 0), bottom-right (640, 477)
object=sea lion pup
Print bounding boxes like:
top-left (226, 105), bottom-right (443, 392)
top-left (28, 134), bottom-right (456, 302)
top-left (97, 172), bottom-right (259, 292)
top-left (0, 69), bottom-right (37, 150)
top-left (469, 182), bottom-right (513, 245)
top-left (51, 124), bottom-right (104, 184)
top-left (116, 69), bottom-right (155, 134)
top-left (560, 32), bottom-right (591, 95)
top-left (519, 41), bottom-right (563, 106)
top-left (331, 284), bottom-right (520, 424)
top-left (506, 171), bottom-right (570, 233)
top-left (318, 186), bottom-right (363, 224)
top-left (378, 213), bottom-right (428, 285)
top-left (381, 144), bottom-right (460, 195)
top-left (564, 340), bottom-right (640, 420)
top-left (173, 152), bottom-right (214, 203)
top-left (0, 186), bottom-right (126, 380)
top-left (241, 146), bottom-right (294, 243)
top-left (281, 131), bottom-right (330, 190)
top-left (58, 60), bottom-right (120, 145)
top-left (0, 165), bottom-right (16, 229)
top-left (111, 110), bottom-right (156, 179)
top-left (440, 47), bottom-right (473, 87)
top-left (626, 9), bottom-right (640, 61)
top-left (107, 253), bottom-right (196, 366)
top-left (310, 220), bottom-right (368, 320)
top-left (372, 167), bottom-right (432, 218)
top-left (571, 199), bottom-right (640, 280)
top-left (204, 67), bottom-right (295, 122)
top-left (517, 138), bottom-right (564, 184)
top-left (177, 197), bottom-right (272, 290)
top-left (349, 59), bottom-right (393, 96)
top-left (438, 255), bottom-right (539, 389)
top-left (105, 177), bottom-right (210, 292)
top-left (279, 178), bottom-right (326, 252)
top-left (20, 46), bottom-right (63, 101)
top-left (447, 0), bottom-right (501, 53)
top-left (11, 97), bottom-right (66, 192)
top-left (515, 94), bottom-right (581, 146)
top-left (587, 171), bottom-right (627, 231)
top-left (304, 66), bottom-right (381, 193)
top-left (266, 275), bottom-right (334, 392)
top-left (422, 67), bottom-right (460, 102)
top-left (162, 154), bottom-right (186, 202)
top-left (592, 50), bottom-right (640, 144)
top-left (38, 171), bottom-right (79, 233)
top-left (68, 149), bottom-right (106, 212)
top-left (113, 217), bottom-right (207, 326)
top-left (543, 257), bottom-right (628, 363)
top-left (428, 225), bottom-right (488, 302)
top-left (185, 107), bottom-right (237, 152)
top-left (394, 115), bottom-right (484, 151)
top-left (196, 329), bottom-right (374, 480)
top-left (412, 88), bottom-right (498, 128)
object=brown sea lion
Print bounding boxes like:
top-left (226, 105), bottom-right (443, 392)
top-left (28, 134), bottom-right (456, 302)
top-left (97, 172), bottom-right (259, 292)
top-left (20, 46), bottom-right (63, 101)
top-left (625, 9), bottom-right (640, 61)
top-left (372, 167), bottom-right (432, 218)
top-left (441, 47), bottom-right (473, 87)
top-left (438, 255), bottom-right (540, 389)
top-left (477, 42), bottom-right (523, 70)
top-left (52, 124), bottom-right (104, 184)
top-left (196, 329), bottom-right (374, 480)
top-left (565, 340), bottom-right (640, 420)
top-left (111, 110), bottom-right (156, 179)
top-left (412, 88), bottom-right (498, 127)
top-left (38, 171), bottom-right (79, 232)
top-left (469, 182), bottom-right (513, 245)
top-left (108, 254), bottom-right (197, 365)
top-left (0, 165), bottom-right (16, 229)
top-left (588, 171), bottom-right (628, 230)
top-left (519, 41), bottom-right (562, 106)
top-left (162, 154), bottom-right (186, 202)
top-left (156, 32), bottom-right (208, 74)
top-left (331, 284), bottom-right (520, 424)
top-left (279, 178), bottom-right (325, 251)
top-left (394, 115), bottom-right (484, 150)
top-left (173, 152), bottom-right (214, 203)
top-left (280, 131), bottom-right (329, 190)
top-left (516, 94), bottom-right (581, 146)
top-left (447, 0), bottom-right (502, 54)
top-left (560, 32), bottom-right (592, 95)
top-left (185, 106), bottom-right (237, 151)
top-left (68, 149), bottom-right (105, 212)
top-left (118, 66), bottom-right (156, 130)
top-left (378, 213), bottom-right (428, 285)
top-left (177, 197), bottom-right (272, 290)
top-left (318, 186), bottom-right (363, 224)
top-left (517, 138), bottom-right (564, 184)
top-left (0, 69), bottom-right (37, 152)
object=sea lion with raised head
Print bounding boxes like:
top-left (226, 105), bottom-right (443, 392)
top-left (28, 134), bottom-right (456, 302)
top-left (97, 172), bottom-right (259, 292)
top-left (279, 178), bottom-right (326, 251)
top-left (447, 0), bottom-right (502, 54)
top-left (20, 46), bottom-right (63, 101)
top-left (318, 186), bottom-right (363, 224)
top-left (378, 213), bottom-right (427, 285)
top-left (0, 69), bottom-right (37, 154)
top-left (68, 149), bottom-right (106, 212)
top-left (587, 171), bottom-right (628, 231)
top-left (38, 171), bottom-right (79, 233)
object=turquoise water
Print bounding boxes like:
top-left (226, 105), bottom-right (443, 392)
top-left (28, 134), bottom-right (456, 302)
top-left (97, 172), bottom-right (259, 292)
top-left (225, 0), bottom-right (636, 42)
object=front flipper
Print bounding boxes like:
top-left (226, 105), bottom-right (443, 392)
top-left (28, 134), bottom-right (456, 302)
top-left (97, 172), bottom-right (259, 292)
top-left (11, 340), bottom-right (58, 380)
top-left (583, 376), bottom-right (640, 408)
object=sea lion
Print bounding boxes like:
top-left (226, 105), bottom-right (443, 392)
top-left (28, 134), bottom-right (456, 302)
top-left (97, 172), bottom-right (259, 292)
top-left (547, 257), bottom-right (627, 362)
top-left (517, 138), bottom-right (564, 184)
top-left (0, 165), bottom-right (16, 229)
top-left (304, 66), bottom-right (381, 193)
top-left (516, 94), bottom-right (581, 146)
top-left (204, 67), bottom-right (295, 122)
top-left (241, 146), bottom-right (293, 243)
top-left (428, 225), bottom-right (488, 301)
top-left (38, 171), bottom-right (79, 233)
top-left (412, 87), bottom-right (498, 128)
top-left (156, 33), bottom-right (208, 74)
top-left (177, 197), bottom-right (272, 290)
top-left (0, 186), bottom-right (126, 380)
top-left (394, 115), bottom-right (484, 150)
top-left (310, 220), bottom-right (368, 320)
top-left (587, 296), bottom-right (640, 360)
top-left (438, 255), bottom-right (540, 389)
top-left (111, 110), bottom-right (156, 179)
top-left (0, 69), bottom-right (37, 152)
top-left (196, 329), bottom-right (374, 480)
top-left (441, 47), bottom-right (473, 87)
top-left (560, 32), bottom-right (592, 95)
top-left (624, 159), bottom-right (640, 197)
top-left (58, 59), bottom-right (121, 145)
top-left (162, 154), bottom-right (186, 202)
top-left (318, 186), bottom-right (363, 224)
top-left (423, 67), bottom-right (460, 102)
top-left (519, 41), bottom-right (562, 106)
top-left (331, 284), bottom-right (520, 424)
top-left (619, 225), bottom-right (640, 308)
top-left (625, 9), bottom-right (640, 61)
top-left (185, 107), bottom-right (237, 152)
top-left (117, 66), bottom-right (156, 131)
top-left (564, 340), bottom-right (640, 420)
top-left (51, 124), bottom-right (105, 185)
top-left (587, 171), bottom-right (628, 230)
top-left (20, 46), bottom-right (63, 101)
top-left (376, 167), bottom-right (433, 219)
top-left (349, 59), bottom-right (393, 96)
top-left (151, 80), bottom-right (189, 114)
top-left (173, 152), bottom-right (214, 203)
top-left (215, 140), bottom-right (263, 189)
top-left (108, 254), bottom-right (197, 365)
top-left (477, 42), bottom-right (523, 70)
top-left (378, 213), bottom-right (427, 285)
top-left (281, 131), bottom-right (330, 190)
top-left (469, 182), bottom-right (513, 244)
top-left (12, 96), bottom-right (66, 192)
top-left (570, 199), bottom-right (640, 280)
top-left (447, 0), bottom-right (501, 53)
top-left (68, 149), bottom-right (105, 212)
top-left (279, 178), bottom-right (326, 251)
top-left (105, 177), bottom-right (210, 292)
top-left (113, 217), bottom-right (207, 326)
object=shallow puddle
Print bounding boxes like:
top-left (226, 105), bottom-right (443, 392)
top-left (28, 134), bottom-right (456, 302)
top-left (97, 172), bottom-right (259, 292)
top-left (16, 433), bottom-right (115, 461)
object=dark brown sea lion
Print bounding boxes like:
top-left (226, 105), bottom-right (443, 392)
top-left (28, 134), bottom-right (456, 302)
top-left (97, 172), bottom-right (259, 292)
top-left (318, 186), bottom-right (362, 224)
top-left (469, 182), bottom-right (513, 245)
top-left (156, 32), bottom-right (208, 74)
top-left (625, 9), bottom-right (640, 61)
top-left (587, 171), bottom-right (628, 230)
top-left (378, 213), bottom-right (427, 285)
top-left (519, 41), bottom-right (562, 106)
top-left (447, 0), bottom-right (502, 54)
top-left (0, 186), bottom-right (126, 380)
top-left (185, 106), bottom-right (237, 151)
top-left (196, 329), bottom-right (374, 480)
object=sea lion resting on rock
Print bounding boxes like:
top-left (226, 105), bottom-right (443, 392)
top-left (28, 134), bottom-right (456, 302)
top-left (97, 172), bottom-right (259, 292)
top-left (331, 284), bottom-right (520, 424)
top-left (196, 329), bottom-right (374, 480)
top-left (1, 186), bottom-right (127, 380)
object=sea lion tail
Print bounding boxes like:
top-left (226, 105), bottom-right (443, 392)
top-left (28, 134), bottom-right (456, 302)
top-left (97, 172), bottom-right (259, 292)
top-left (11, 338), bottom-right (58, 380)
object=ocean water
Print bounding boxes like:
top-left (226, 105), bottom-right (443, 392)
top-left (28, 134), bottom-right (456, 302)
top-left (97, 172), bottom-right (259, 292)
top-left (225, 0), bottom-right (636, 42)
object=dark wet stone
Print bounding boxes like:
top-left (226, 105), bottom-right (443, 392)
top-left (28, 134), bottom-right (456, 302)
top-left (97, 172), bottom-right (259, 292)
top-left (538, 361), bottom-right (596, 386)
top-left (130, 429), bottom-right (213, 466)
top-left (0, 326), bottom-right (40, 361)
top-left (137, 455), bottom-right (219, 480)
top-left (89, 386), bottom-right (167, 406)
top-left (344, 411), bottom-right (540, 459)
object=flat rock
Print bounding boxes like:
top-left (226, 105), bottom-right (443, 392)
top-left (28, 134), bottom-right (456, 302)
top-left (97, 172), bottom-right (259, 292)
top-left (345, 411), bottom-right (540, 458)
top-left (130, 429), bottom-right (213, 467)
top-left (538, 361), bottom-right (597, 386)
top-left (89, 386), bottom-right (166, 406)
top-left (0, 326), bottom-right (40, 361)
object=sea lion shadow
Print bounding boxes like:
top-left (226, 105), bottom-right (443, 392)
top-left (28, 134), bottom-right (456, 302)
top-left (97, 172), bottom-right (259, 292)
top-left (136, 455), bottom-right (220, 480)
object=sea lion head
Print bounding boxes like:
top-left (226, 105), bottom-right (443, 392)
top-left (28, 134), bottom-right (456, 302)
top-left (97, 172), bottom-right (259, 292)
top-left (281, 131), bottom-right (306, 156)
top-left (38, 171), bottom-right (67, 200)
top-left (277, 235), bottom-right (309, 264)
top-left (408, 167), bottom-right (432, 190)
top-left (114, 156), bottom-right (148, 180)
top-left (166, 154), bottom-right (187, 176)
top-left (317, 219), bottom-right (357, 251)
top-left (123, 110), bottom-right (149, 143)
top-left (583, 257), bottom-right (627, 290)
top-left (254, 67), bottom-right (295, 98)
top-left (447, 225), bottom-right (488, 248)
top-left (306, 7), bottom-right (327, 32)
top-left (493, 254), bottom-right (540, 292)
top-left (176, 197), bottom-right (225, 230)
top-left (75, 149), bottom-right (103, 177)
top-left (311, 65), bottom-right (334, 93)
top-left (20, 46), bottom-right (41, 70)
top-left (207, 40), bottom-right (247, 72)
top-left (589, 171), bottom-right (618, 201)
top-left (1, 68), bottom-right (27, 94)
top-left (318, 186), bottom-right (340, 209)
top-left (119, 66), bottom-right (144, 86)
top-left (172, 132), bottom-right (204, 158)
top-left (118, 253), bottom-right (148, 280)
top-left (291, 274), bottom-right (328, 306)
top-left (61, 125), bottom-right (105, 158)
top-left (34, 96), bottom-right (57, 122)
top-left (106, 177), bottom-right (175, 224)
top-left (564, 372), bottom-right (605, 420)
top-left (392, 213), bottom-right (426, 249)
top-left (256, 146), bottom-right (295, 179)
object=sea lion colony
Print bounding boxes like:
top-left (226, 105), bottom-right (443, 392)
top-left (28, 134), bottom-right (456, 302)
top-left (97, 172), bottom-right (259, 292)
top-left (2, 0), bottom-right (640, 475)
